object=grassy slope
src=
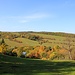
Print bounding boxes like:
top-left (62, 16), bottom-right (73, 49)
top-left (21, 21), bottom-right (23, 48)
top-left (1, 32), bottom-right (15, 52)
top-left (0, 32), bottom-right (75, 48)
top-left (0, 54), bottom-right (75, 75)
top-left (0, 38), bottom-right (40, 47)
top-left (16, 38), bottom-right (40, 46)
top-left (5, 39), bottom-right (21, 47)
top-left (30, 33), bottom-right (75, 47)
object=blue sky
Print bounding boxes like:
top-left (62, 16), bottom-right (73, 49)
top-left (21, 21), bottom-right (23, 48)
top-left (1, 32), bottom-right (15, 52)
top-left (0, 0), bottom-right (75, 33)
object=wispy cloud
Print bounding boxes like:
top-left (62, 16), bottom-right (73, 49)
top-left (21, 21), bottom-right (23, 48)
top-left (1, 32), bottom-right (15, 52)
top-left (25, 13), bottom-right (48, 19)
top-left (0, 13), bottom-right (54, 24)
top-left (1, 13), bottom-right (49, 19)
top-left (19, 13), bottom-right (50, 23)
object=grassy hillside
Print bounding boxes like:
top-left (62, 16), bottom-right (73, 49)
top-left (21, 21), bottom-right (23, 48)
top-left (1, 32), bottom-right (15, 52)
top-left (0, 32), bottom-right (75, 60)
top-left (0, 54), bottom-right (75, 75)
top-left (16, 38), bottom-right (40, 46)
top-left (0, 38), bottom-right (40, 47)
top-left (30, 32), bottom-right (75, 47)
top-left (0, 32), bottom-right (75, 48)
top-left (30, 33), bottom-right (66, 47)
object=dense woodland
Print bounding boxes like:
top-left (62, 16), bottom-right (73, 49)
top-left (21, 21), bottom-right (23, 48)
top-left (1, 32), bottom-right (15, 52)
top-left (0, 31), bottom-right (75, 60)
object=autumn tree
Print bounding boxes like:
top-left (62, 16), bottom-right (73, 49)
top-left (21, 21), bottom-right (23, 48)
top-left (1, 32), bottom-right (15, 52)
top-left (12, 47), bottom-right (23, 57)
top-left (48, 45), bottom-right (63, 60)
top-left (63, 38), bottom-right (73, 60)
top-left (0, 38), bottom-right (8, 54)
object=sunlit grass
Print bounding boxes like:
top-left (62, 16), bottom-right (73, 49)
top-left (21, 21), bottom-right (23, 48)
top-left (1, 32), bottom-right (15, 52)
top-left (16, 38), bottom-right (40, 46)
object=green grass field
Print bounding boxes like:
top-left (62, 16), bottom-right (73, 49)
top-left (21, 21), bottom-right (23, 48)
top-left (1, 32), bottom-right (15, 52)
top-left (16, 38), bottom-right (40, 46)
top-left (0, 38), bottom-right (40, 47)
top-left (0, 54), bottom-right (75, 75)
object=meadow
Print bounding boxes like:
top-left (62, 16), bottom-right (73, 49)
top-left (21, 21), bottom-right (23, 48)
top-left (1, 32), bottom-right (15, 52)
top-left (0, 54), bottom-right (75, 75)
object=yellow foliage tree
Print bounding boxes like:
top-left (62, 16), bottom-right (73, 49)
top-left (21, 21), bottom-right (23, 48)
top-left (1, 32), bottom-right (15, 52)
top-left (0, 46), bottom-right (2, 53)
top-left (0, 44), bottom-right (7, 54)
top-left (38, 46), bottom-right (45, 58)
top-left (12, 47), bottom-right (23, 57)
top-left (49, 52), bottom-right (57, 60)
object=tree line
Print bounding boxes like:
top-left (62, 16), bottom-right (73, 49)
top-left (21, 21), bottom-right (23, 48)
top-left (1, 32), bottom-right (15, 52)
top-left (0, 38), bottom-right (75, 60)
